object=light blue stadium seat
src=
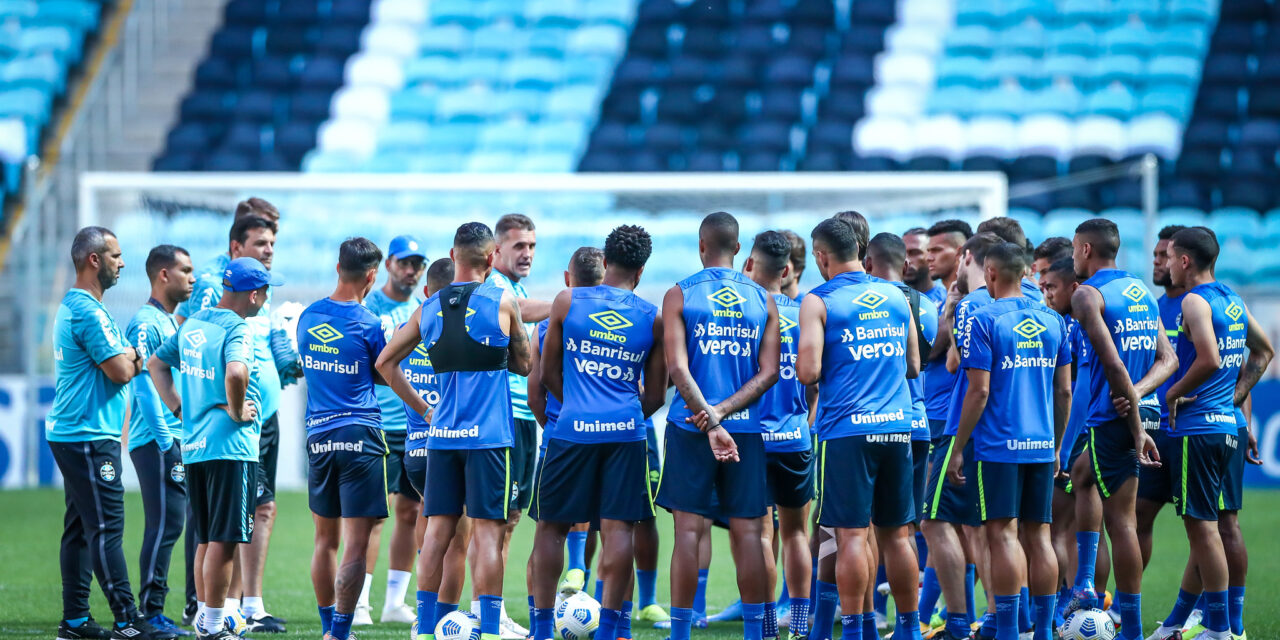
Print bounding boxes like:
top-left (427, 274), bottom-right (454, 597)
top-left (478, 120), bottom-right (534, 152)
top-left (1151, 24), bottom-right (1208, 57)
top-left (1140, 85), bottom-right (1193, 120)
top-left (1009, 208), bottom-right (1044, 242)
top-left (454, 56), bottom-right (505, 86)
top-left (529, 26), bottom-right (571, 55)
top-left (945, 26), bottom-right (995, 57)
top-left (528, 0), bottom-right (581, 27)
top-left (472, 23), bottom-right (532, 56)
top-left (1003, 0), bottom-right (1057, 23)
top-left (1114, 0), bottom-right (1163, 22)
top-left (362, 153), bottom-right (416, 173)
top-left (1088, 54), bottom-right (1144, 87)
top-left (1158, 207), bottom-right (1208, 228)
top-left (0, 29), bottom-right (17, 57)
top-left (544, 85), bottom-right (601, 120)
top-left (1214, 239), bottom-right (1251, 283)
top-left (1061, 0), bottom-right (1112, 26)
top-left (430, 0), bottom-right (485, 27)
top-left (563, 55), bottom-right (612, 85)
top-left (505, 56), bottom-right (564, 88)
top-left (1099, 207), bottom-right (1144, 245)
top-left (0, 0), bottom-right (34, 19)
top-left (19, 25), bottom-right (77, 63)
top-left (489, 88), bottom-right (546, 119)
top-left (404, 56), bottom-right (458, 87)
top-left (436, 88), bottom-right (496, 121)
top-left (582, 0), bottom-right (633, 25)
top-left (1023, 83), bottom-right (1084, 117)
top-left (531, 120), bottom-right (586, 152)
top-left (1044, 208), bottom-right (1095, 238)
top-left (377, 120), bottom-right (431, 152)
top-left (986, 55), bottom-right (1038, 86)
top-left (975, 84), bottom-right (1030, 118)
top-left (484, 0), bottom-right (531, 23)
top-left (1085, 85), bottom-right (1137, 119)
top-left (567, 24), bottom-right (626, 57)
top-left (419, 24), bottom-right (471, 56)
top-left (1102, 22), bottom-right (1153, 57)
top-left (429, 121), bottom-right (481, 150)
top-left (302, 150), bottom-right (364, 173)
top-left (415, 153), bottom-right (467, 172)
top-left (0, 86), bottom-right (51, 125)
top-left (955, 0), bottom-right (1000, 26)
top-left (33, 0), bottom-right (99, 31)
top-left (1, 55), bottom-right (65, 94)
top-left (1047, 24), bottom-right (1099, 56)
top-left (1042, 55), bottom-right (1090, 84)
top-left (1209, 207), bottom-right (1263, 246)
top-left (928, 85), bottom-right (983, 117)
top-left (1000, 25), bottom-right (1047, 58)
top-left (465, 151), bottom-right (516, 172)
top-left (1146, 55), bottom-right (1201, 87)
top-left (936, 56), bottom-right (990, 88)
top-left (519, 151), bottom-right (576, 172)
top-left (389, 90), bottom-right (439, 121)
top-left (1261, 210), bottom-right (1280, 245)
top-left (1168, 0), bottom-right (1216, 24)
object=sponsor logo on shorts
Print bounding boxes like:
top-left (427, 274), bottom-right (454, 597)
top-left (707, 286), bottom-right (747, 318)
top-left (863, 432), bottom-right (911, 443)
top-left (99, 461), bottom-right (117, 482)
top-left (408, 447), bottom-right (428, 458)
top-left (170, 462), bottom-right (186, 483)
top-left (309, 440), bottom-right (366, 454)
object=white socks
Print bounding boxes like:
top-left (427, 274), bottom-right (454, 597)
top-left (203, 608), bottom-right (224, 634)
top-left (386, 570), bottom-right (412, 608)
top-left (225, 598), bottom-right (241, 614)
top-left (357, 573), bottom-right (373, 608)
top-left (242, 596), bottom-right (264, 618)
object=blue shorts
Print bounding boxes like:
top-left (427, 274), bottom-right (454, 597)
top-left (655, 425), bottom-right (768, 520)
top-left (1085, 407), bottom-right (1157, 499)
top-left (1219, 425), bottom-right (1247, 512)
top-left (928, 418), bottom-right (946, 441)
top-left (423, 447), bottom-right (513, 521)
top-left (1137, 427), bottom-right (1176, 504)
top-left (404, 446), bottom-right (427, 500)
top-left (1170, 432), bottom-right (1237, 521)
top-left (531, 438), bottom-right (655, 523)
top-left (384, 429), bottom-right (413, 496)
top-left (816, 433), bottom-right (915, 529)
top-left (187, 459), bottom-right (258, 543)
top-left (766, 449), bottom-right (815, 509)
top-left (923, 436), bottom-right (980, 526)
top-left (976, 461), bottom-right (1053, 523)
top-left (306, 425), bottom-right (389, 519)
top-left (1055, 429), bottom-right (1089, 493)
top-left (646, 425), bottom-right (661, 497)
top-left (911, 439), bottom-right (931, 523)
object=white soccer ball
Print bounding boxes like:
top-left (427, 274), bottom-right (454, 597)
top-left (1062, 609), bottom-right (1117, 640)
top-left (224, 609), bottom-right (248, 636)
top-left (434, 610), bottom-right (481, 640)
top-left (554, 592), bottom-right (600, 640)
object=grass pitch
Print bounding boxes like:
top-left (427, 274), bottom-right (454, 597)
top-left (2, 489), bottom-right (1278, 639)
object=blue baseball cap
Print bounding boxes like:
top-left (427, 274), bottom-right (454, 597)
top-left (388, 235), bottom-right (426, 260)
top-left (222, 257), bottom-right (284, 292)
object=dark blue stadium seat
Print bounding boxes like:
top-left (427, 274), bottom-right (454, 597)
top-left (740, 151), bottom-right (783, 171)
top-left (195, 58), bottom-right (236, 89)
top-left (830, 55), bottom-right (875, 88)
top-left (739, 121), bottom-right (791, 153)
top-left (252, 56), bottom-right (294, 89)
top-left (793, 0), bottom-right (836, 28)
top-left (603, 88), bottom-right (644, 122)
top-left (1161, 182), bottom-right (1210, 209)
top-left (708, 87), bottom-right (749, 122)
top-left (808, 120), bottom-right (853, 153)
top-left (166, 124), bottom-right (208, 153)
top-left (681, 0), bottom-right (731, 27)
top-left (627, 25), bottom-right (669, 57)
top-left (204, 149), bottom-right (256, 171)
top-left (759, 88), bottom-right (803, 121)
top-left (1238, 119), bottom-right (1280, 151)
top-left (1067, 155), bottom-right (1113, 173)
top-left (626, 151), bottom-right (665, 171)
top-left (290, 89), bottom-right (332, 120)
top-left (578, 152), bottom-right (627, 171)
top-left (962, 156), bottom-right (1006, 172)
top-left (330, 0), bottom-right (371, 25)
top-left (1054, 186), bottom-right (1100, 211)
top-left (667, 56), bottom-right (712, 86)
top-left (1202, 53), bottom-right (1250, 86)
top-left (681, 25), bottom-right (725, 56)
top-left (153, 153), bottom-right (199, 171)
top-left (316, 25), bottom-right (362, 56)
top-left (590, 121), bottom-right (631, 150)
top-left (848, 156), bottom-right (900, 171)
top-left (644, 122), bottom-right (685, 152)
top-left (211, 27), bottom-right (255, 58)
top-left (1007, 155), bottom-right (1059, 181)
top-left (1209, 21), bottom-right (1257, 52)
top-left (766, 54), bottom-right (815, 86)
top-left (905, 156), bottom-right (952, 171)
top-left (237, 90), bottom-right (277, 121)
top-left (1221, 179), bottom-right (1272, 210)
top-left (1183, 120), bottom-right (1230, 149)
top-left (1176, 149), bottom-right (1224, 179)
top-left (1101, 182), bottom-right (1143, 209)
top-left (800, 150), bottom-right (847, 171)
top-left (274, 121), bottom-right (318, 162)
top-left (1248, 87), bottom-right (1280, 117)
top-left (298, 56), bottom-right (345, 90)
top-left (657, 87), bottom-right (704, 122)
top-left (224, 0), bottom-right (266, 25)
top-left (687, 149), bottom-right (727, 170)
top-left (695, 122), bottom-right (734, 149)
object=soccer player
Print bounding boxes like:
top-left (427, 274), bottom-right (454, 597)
top-left (375, 222), bottom-right (532, 640)
top-left (921, 232), bottom-right (1002, 640)
top-left (127, 245), bottom-right (196, 637)
top-left (797, 217), bottom-right (922, 640)
top-left (177, 212), bottom-right (287, 632)
top-left (975, 217), bottom-right (1043, 301)
top-left (1031, 238), bottom-right (1072, 284)
top-left (360, 235), bottom-right (428, 624)
top-left (49, 227), bottom-right (167, 640)
top-left (296, 238), bottom-right (391, 640)
top-left (531, 225), bottom-right (667, 640)
top-left (485, 213), bottom-right (543, 638)
top-left (903, 227), bottom-right (946, 304)
top-left (1145, 228), bottom-right (1273, 640)
top-left (656, 211), bottom-right (780, 640)
top-left (744, 230), bottom-right (815, 640)
top-left (780, 229), bottom-right (807, 301)
top-left (1065, 219), bottom-right (1177, 640)
top-left (149, 257), bottom-right (277, 640)
top-left (946, 242), bottom-right (1072, 640)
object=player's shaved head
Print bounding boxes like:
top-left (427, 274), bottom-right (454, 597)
top-left (1074, 218), bottom-right (1120, 261)
top-left (977, 217), bottom-right (1028, 253)
top-left (811, 217), bottom-right (859, 263)
top-left (962, 231), bottom-right (1004, 266)
top-left (145, 244), bottom-right (190, 281)
top-left (234, 197), bottom-right (279, 222)
top-left (984, 241), bottom-right (1027, 283)
top-left (1170, 226), bottom-right (1219, 271)
top-left (338, 237), bottom-right (383, 282)
top-left (1034, 237), bottom-right (1072, 264)
top-left (750, 230), bottom-right (792, 278)
top-left (1047, 257), bottom-right (1075, 281)
top-left (453, 222), bottom-right (496, 270)
top-left (425, 258), bottom-right (455, 294)
top-left (833, 210), bottom-right (870, 260)
top-left (569, 246), bottom-right (606, 286)
top-left (866, 232), bottom-right (906, 276)
top-left (604, 225), bottom-right (652, 272)
top-left (699, 211), bottom-right (740, 257)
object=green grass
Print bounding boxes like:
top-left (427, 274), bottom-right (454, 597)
top-left (2, 489), bottom-right (1278, 639)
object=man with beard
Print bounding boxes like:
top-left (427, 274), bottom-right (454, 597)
top-left (357, 235), bottom-right (428, 625)
top-left (127, 245), bottom-right (197, 637)
top-left (904, 227), bottom-right (946, 305)
top-left (49, 227), bottom-right (173, 640)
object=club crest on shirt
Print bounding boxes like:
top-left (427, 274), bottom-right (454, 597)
top-left (99, 461), bottom-right (117, 482)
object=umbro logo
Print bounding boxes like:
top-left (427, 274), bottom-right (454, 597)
top-left (852, 290), bottom-right (887, 310)
top-left (1225, 302), bottom-right (1243, 322)
top-left (183, 330), bottom-right (207, 348)
top-left (1122, 283), bottom-right (1147, 304)
top-left (589, 310), bottom-right (633, 332)
top-left (778, 314), bottom-right (798, 333)
top-left (1013, 318), bottom-right (1047, 340)
top-left (707, 286), bottom-right (746, 309)
top-left (307, 323), bottom-right (344, 344)
top-left (413, 343), bottom-right (431, 358)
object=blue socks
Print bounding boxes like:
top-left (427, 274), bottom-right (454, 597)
top-left (1115, 591), bottom-right (1142, 640)
top-left (435, 601), bottom-right (458, 620)
top-left (566, 531), bottom-right (588, 572)
top-left (693, 569), bottom-right (709, 619)
top-left (415, 591), bottom-right (438, 637)
top-left (670, 607), bottom-right (693, 640)
top-left (790, 597), bottom-right (811, 637)
top-left (965, 563), bottom-right (978, 622)
top-left (318, 606), bottom-right (335, 636)
top-left (1163, 588), bottom-right (1198, 628)
top-left (946, 610), bottom-right (971, 638)
top-left (873, 565), bottom-right (889, 616)
top-left (979, 611), bottom-right (997, 638)
top-left (841, 615), bottom-right (862, 640)
top-left (813, 582), bottom-right (838, 640)
top-left (594, 580), bottom-right (604, 603)
top-left (1204, 590), bottom-right (1229, 635)
top-left (743, 602), bottom-right (765, 640)
top-left (597, 608), bottom-right (621, 640)
top-left (636, 569), bottom-right (658, 609)
top-left (893, 610), bottom-right (921, 640)
top-left (1019, 587), bottom-right (1032, 632)
top-left (65, 618), bottom-right (89, 628)
top-left (763, 601), bottom-right (778, 639)
top-left (620, 601), bottom-right (633, 639)
top-left (995, 595), bottom-right (1019, 640)
top-left (533, 607), bottom-right (554, 640)
top-left (920, 567), bottom-right (942, 620)
top-left (916, 531), bottom-right (929, 569)
top-left (1032, 594), bottom-right (1055, 640)
top-left (1228, 586), bottom-right (1245, 635)
top-left (526, 596), bottom-right (535, 634)
top-left (478, 595), bottom-right (502, 638)
top-left (1074, 531), bottom-right (1100, 594)
top-left (331, 611), bottom-right (353, 640)
top-left (861, 611), bottom-right (876, 640)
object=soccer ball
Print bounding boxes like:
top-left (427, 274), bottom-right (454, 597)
top-left (554, 592), bottom-right (600, 640)
top-left (224, 609), bottom-right (248, 636)
top-left (434, 610), bottom-right (481, 640)
top-left (1062, 609), bottom-right (1117, 640)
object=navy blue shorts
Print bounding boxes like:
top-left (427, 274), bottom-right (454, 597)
top-left (816, 433), bottom-right (915, 529)
top-left (646, 425), bottom-right (661, 497)
top-left (187, 459), bottom-right (258, 544)
top-left (1137, 427), bottom-right (1176, 504)
top-left (766, 449), bottom-right (814, 509)
top-left (384, 429), bottom-right (414, 496)
top-left (977, 461), bottom-right (1053, 523)
top-left (1171, 432), bottom-right (1237, 521)
top-left (1085, 408), bottom-right (1157, 499)
top-left (307, 425), bottom-right (389, 519)
top-left (423, 447), bottom-right (513, 521)
top-left (655, 425), bottom-right (768, 520)
top-left (1219, 425), bottom-right (1247, 512)
top-left (928, 418), bottom-right (946, 441)
top-left (1055, 429), bottom-right (1089, 494)
top-left (911, 439), bottom-right (931, 523)
top-left (404, 447), bottom-right (427, 500)
top-left (924, 436), bottom-right (979, 526)
top-left (531, 438), bottom-right (655, 523)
